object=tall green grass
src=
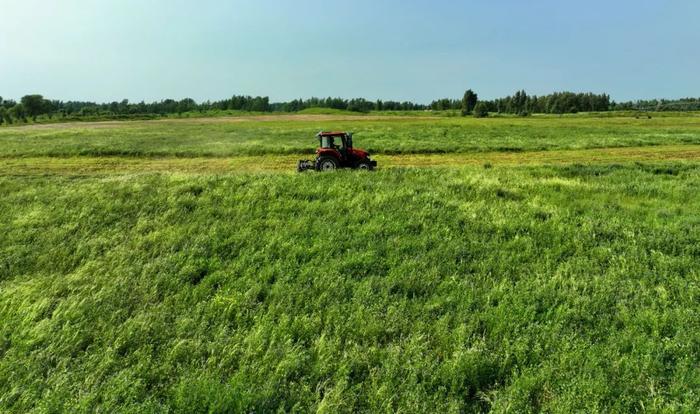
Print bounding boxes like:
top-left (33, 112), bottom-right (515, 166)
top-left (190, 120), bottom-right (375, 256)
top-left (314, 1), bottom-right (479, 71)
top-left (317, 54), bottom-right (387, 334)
top-left (1, 163), bottom-right (699, 412)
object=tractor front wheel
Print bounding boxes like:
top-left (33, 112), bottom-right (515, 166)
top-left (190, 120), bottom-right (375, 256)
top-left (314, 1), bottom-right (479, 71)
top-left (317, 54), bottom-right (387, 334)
top-left (316, 156), bottom-right (338, 171)
top-left (357, 161), bottom-right (373, 171)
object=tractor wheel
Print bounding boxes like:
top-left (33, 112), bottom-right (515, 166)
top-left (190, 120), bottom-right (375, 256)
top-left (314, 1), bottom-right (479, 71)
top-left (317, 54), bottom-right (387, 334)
top-left (316, 156), bottom-right (338, 171)
top-left (357, 161), bottom-right (373, 171)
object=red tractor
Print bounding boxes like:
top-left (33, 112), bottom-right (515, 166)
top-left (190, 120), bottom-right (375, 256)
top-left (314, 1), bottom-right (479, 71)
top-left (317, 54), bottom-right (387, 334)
top-left (298, 131), bottom-right (377, 172)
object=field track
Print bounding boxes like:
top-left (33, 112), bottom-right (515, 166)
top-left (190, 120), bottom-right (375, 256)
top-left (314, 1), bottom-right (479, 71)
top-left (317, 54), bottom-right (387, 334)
top-left (1, 144), bottom-right (699, 175)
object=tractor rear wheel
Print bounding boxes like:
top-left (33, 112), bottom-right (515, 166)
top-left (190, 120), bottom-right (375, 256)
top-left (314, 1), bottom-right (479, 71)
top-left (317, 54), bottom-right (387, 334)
top-left (316, 156), bottom-right (338, 171)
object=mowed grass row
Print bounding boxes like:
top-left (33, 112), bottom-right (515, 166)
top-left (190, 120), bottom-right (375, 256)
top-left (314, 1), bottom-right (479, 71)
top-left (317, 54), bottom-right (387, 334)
top-left (2, 144), bottom-right (700, 175)
top-left (1, 114), bottom-right (700, 157)
top-left (1, 164), bottom-right (699, 412)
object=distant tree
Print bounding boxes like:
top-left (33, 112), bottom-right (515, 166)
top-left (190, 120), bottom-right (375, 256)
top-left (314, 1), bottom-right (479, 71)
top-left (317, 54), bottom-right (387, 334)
top-left (10, 103), bottom-right (27, 122)
top-left (432, 98), bottom-right (459, 111)
top-left (176, 98), bottom-right (196, 115)
top-left (0, 107), bottom-right (5, 125)
top-left (512, 90), bottom-right (529, 115)
top-left (473, 102), bottom-right (489, 118)
top-left (21, 95), bottom-right (47, 121)
top-left (461, 89), bottom-right (478, 115)
top-left (550, 101), bottom-right (562, 116)
top-left (1, 104), bottom-right (13, 124)
top-left (44, 100), bottom-right (59, 119)
top-left (250, 96), bottom-right (270, 112)
top-left (347, 98), bottom-right (372, 113)
top-left (119, 99), bottom-right (130, 114)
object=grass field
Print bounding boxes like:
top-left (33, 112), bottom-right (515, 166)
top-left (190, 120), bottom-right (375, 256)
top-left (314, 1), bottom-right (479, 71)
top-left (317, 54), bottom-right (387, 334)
top-left (1, 114), bottom-right (699, 412)
top-left (2, 113), bottom-right (700, 158)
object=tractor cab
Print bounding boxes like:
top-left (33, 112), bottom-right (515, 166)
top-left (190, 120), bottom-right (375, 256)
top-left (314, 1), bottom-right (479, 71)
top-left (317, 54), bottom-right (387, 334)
top-left (318, 131), bottom-right (352, 159)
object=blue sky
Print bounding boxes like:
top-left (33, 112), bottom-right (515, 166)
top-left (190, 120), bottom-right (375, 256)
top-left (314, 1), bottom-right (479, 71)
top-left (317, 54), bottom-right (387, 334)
top-left (1, 0), bottom-right (698, 103)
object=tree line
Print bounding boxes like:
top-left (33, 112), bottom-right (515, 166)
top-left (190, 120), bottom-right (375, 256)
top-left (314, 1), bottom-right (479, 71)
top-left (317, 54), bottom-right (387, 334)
top-left (2, 91), bottom-right (700, 124)
top-left (612, 98), bottom-right (700, 112)
top-left (430, 90), bottom-right (611, 116)
top-left (270, 97), bottom-right (426, 112)
top-left (0, 94), bottom-right (430, 124)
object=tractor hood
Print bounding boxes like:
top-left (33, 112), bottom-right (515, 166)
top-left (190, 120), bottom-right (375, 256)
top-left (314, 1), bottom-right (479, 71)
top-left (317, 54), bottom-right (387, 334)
top-left (350, 148), bottom-right (370, 158)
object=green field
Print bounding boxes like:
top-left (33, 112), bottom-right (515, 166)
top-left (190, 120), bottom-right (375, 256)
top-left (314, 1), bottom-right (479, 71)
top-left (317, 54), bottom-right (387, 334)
top-left (1, 114), bottom-right (699, 412)
top-left (2, 114), bottom-right (700, 158)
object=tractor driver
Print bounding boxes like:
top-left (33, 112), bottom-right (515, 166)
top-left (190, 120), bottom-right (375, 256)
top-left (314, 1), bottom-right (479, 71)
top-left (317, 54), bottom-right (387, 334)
top-left (337, 136), bottom-right (348, 158)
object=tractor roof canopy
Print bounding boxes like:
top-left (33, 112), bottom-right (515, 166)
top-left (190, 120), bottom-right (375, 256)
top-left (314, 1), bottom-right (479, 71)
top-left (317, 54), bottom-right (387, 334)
top-left (317, 131), bottom-right (351, 137)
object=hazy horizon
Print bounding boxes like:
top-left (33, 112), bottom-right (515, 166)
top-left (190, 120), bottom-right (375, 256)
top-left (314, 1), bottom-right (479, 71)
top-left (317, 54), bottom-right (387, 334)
top-left (2, 0), bottom-right (699, 103)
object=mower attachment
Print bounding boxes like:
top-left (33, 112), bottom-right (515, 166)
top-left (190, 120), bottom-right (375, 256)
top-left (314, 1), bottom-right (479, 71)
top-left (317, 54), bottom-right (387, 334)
top-left (298, 160), bottom-right (315, 172)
